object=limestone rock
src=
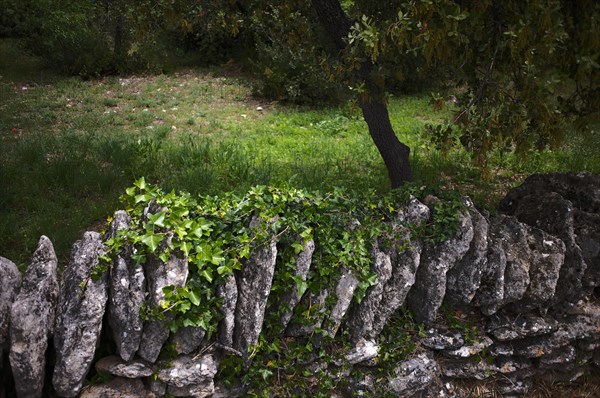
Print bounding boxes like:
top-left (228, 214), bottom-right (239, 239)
top-left (0, 256), bottom-right (21, 356)
top-left (347, 245), bottom-right (392, 342)
top-left (217, 274), bottom-right (237, 348)
top-left (324, 268), bottom-right (358, 338)
top-left (285, 289), bottom-right (328, 337)
top-left (157, 354), bottom-right (217, 388)
top-left (9, 236), bottom-right (59, 398)
top-left (575, 210), bottom-right (600, 289)
top-left (498, 172), bottom-right (600, 215)
top-left (372, 233), bottom-right (422, 336)
top-left (53, 232), bottom-right (108, 398)
top-left (279, 239), bottom-right (314, 330)
top-left (421, 328), bottom-right (464, 351)
top-left (396, 197), bottom-right (431, 225)
top-left (443, 336), bottom-right (493, 358)
top-left (169, 326), bottom-right (205, 355)
top-left (511, 227), bottom-right (564, 312)
top-left (168, 380), bottom-right (215, 398)
top-left (540, 345), bottom-right (577, 367)
top-left (95, 355), bottom-right (153, 378)
top-left (137, 238), bottom-right (188, 363)
top-left (486, 313), bottom-right (558, 341)
top-left (338, 338), bottom-right (378, 365)
top-left (106, 211), bottom-right (146, 362)
top-left (79, 377), bottom-right (150, 398)
top-left (446, 206), bottom-right (489, 306)
top-left (408, 209), bottom-right (474, 324)
top-left (438, 357), bottom-right (495, 380)
top-left (372, 197), bottom-right (430, 335)
top-left (517, 193), bottom-right (587, 304)
top-left (233, 231), bottom-right (277, 358)
top-left (472, 228), bottom-right (506, 315)
top-left (388, 351), bottom-right (439, 396)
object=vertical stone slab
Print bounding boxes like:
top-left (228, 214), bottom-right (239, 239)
top-left (506, 191), bottom-right (589, 305)
top-left (9, 236), bottom-right (59, 398)
top-left (372, 199), bottom-right (429, 336)
top-left (446, 207), bottom-right (489, 306)
top-left (279, 240), bottom-right (315, 330)
top-left (106, 210), bottom-right (146, 362)
top-left (233, 233), bottom-right (277, 359)
top-left (323, 268), bottom-right (359, 338)
top-left (347, 246), bottom-right (393, 343)
top-left (217, 274), bottom-right (237, 348)
top-left (407, 211), bottom-right (473, 324)
top-left (52, 232), bottom-right (108, 398)
top-left (1, 257), bottom-right (21, 358)
top-left (137, 249), bottom-right (188, 363)
top-left (472, 228), bottom-right (506, 315)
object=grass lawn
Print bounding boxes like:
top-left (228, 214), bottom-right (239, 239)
top-left (1, 38), bottom-right (598, 269)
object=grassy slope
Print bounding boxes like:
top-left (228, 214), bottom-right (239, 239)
top-left (1, 38), bottom-right (598, 269)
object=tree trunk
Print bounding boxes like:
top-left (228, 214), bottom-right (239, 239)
top-left (360, 97), bottom-right (413, 188)
top-left (310, 0), bottom-right (413, 187)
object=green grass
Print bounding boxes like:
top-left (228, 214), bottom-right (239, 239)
top-left (1, 38), bottom-right (598, 269)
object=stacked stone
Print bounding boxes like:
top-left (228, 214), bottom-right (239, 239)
top-left (0, 173), bottom-right (598, 397)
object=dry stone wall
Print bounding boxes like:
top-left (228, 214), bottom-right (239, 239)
top-left (0, 173), bottom-right (599, 397)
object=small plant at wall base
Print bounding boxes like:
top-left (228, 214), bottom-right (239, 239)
top-left (100, 178), bottom-right (465, 393)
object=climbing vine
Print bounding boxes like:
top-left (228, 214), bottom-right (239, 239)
top-left (101, 178), bottom-right (465, 394)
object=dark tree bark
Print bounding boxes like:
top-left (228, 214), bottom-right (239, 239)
top-left (310, 0), bottom-right (413, 187)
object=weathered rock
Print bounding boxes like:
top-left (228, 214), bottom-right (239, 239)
top-left (372, 242), bottom-right (422, 337)
top-left (232, 224), bottom-right (277, 358)
top-left (496, 377), bottom-right (532, 397)
top-left (347, 245), bottom-right (393, 342)
top-left (473, 215), bottom-right (563, 314)
top-left (443, 336), bottom-right (493, 358)
top-left (421, 328), bottom-right (464, 351)
top-left (279, 239), bottom-right (314, 330)
top-left (539, 345), bottom-right (577, 367)
top-left (79, 377), bottom-right (150, 398)
top-left (472, 227), bottom-right (506, 315)
top-left (137, 236), bottom-right (188, 363)
top-left (157, 354), bottom-right (217, 388)
top-left (95, 355), bottom-right (153, 378)
top-left (212, 383), bottom-right (246, 398)
top-left (285, 289), bottom-right (329, 337)
top-left (338, 338), bottom-right (378, 365)
top-left (388, 351), bottom-right (439, 396)
top-left (446, 206), bottom-right (489, 306)
top-left (397, 197), bottom-right (431, 225)
top-left (168, 380), bottom-right (215, 398)
top-left (53, 232), bottom-right (108, 398)
top-left (499, 172), bottom-right (600, 215)
top-left (323, 268), bottom-right (358, 338)
top-left (9, 236), bottom-right (59, 398)
top-left (0, 256), bottom-right (21, 356)
top-left (505, 191), bottom-right (589, 305)
top-left (217, 274), bottom-right (237, 348)
top-left (511, 227), bottom-right (565, 312)
top-left (106, 211), bottom-right (146, 362)
top-left (438, 357), bottom-right (494, 380)
top-left (408, 209), bottom-right (474, 324)
top-left (372, 205), bottom-right (426, 336)
top-left (496, 216), bottom-right (532, 308)
top-left (169, 326), bottom-right (206, 355)
top-left (575, 210), bottom-right (600, 289)
top-left (146, 378), bottom-right (167, 397)
top-left (487, 313), bottom-right (558, 341)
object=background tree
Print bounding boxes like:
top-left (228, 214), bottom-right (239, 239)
top-left (308, 0), bottom-right (599, 186)
top-left (3, 0), bottom-right (597, 187)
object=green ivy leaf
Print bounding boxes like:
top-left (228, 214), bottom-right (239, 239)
top-left (141, 233), bottom-right (163, 252)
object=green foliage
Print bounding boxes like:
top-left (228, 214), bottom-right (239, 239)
top-left (101, 179), bottom-right (464, 394)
